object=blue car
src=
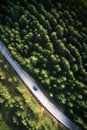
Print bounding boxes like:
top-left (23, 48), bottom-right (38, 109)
top-left (33, 85), bottom-right (38, 91)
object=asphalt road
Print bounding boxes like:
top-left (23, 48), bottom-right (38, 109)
top-left (0, 41), bottom-right (82, 130)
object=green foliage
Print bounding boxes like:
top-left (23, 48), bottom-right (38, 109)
top-left (0, 0), bottom-right (87, 129)
top-left (0, 54), bottom-right (58, 130)
top-left (0, 113), bottom-right (11, 130)
top-left (0, 121), bottom-right (10, 130)
top-left (55, 24), bottom-right (64, 38)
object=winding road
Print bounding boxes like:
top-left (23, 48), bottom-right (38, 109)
top-left (0, 41), bottom-right (82, 130)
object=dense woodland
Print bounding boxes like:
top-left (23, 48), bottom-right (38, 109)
top-left (0, 0), bottom-right (87, 129)
top-left (0, 54), bottom-right (60, 130)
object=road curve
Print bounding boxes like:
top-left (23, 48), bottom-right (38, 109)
top-left (0, 41), bottom-right (82, 130)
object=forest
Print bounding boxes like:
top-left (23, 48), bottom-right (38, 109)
top-left (0, 0), bottom-right (87, 129)
top-left (0, 54), bottom-right (62, 130)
